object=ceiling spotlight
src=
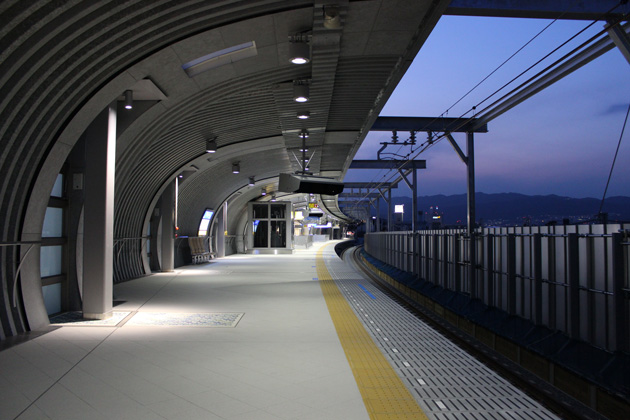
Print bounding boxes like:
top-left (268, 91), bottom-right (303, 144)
top-left (261, 188), bottom-right (267, 196)
top-left (178, 174), bottom-right (183, 178)
top-left (232, 162), bottom-right (240, 174)
top-left (299, 148), bottom-right (308, 152)
top-left (206, 139), bottom-right (217, 153)
top-left (271, 194), bottom-right (277, 202)
top-left (299, 129), bottom-right (309, 139)
top-left (124, 90), bottom-right (133, 110)
top-left (289, 41), bottom-right (310, 64)
top-left (248, 177), bottom-right (255, 186)
top-left (293, 83), bottom-right (309, 103)
top-left (297, 111), bottom-right (310, 119)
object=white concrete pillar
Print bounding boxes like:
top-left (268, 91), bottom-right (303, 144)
top-left (160, 180), bottom-right (176, 272)
top-left (82, 105), bottom-right (116, 320)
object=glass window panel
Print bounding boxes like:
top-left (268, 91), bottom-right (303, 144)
top-left (270, 221), bottom-right (286, 247)
top-left (42, 207), bottom-right (63, 237)
top-left (40, 245), bottom-right (63, 277)
top-left (197, 210), bottom-right (213, 236)
top-left (253, 204), bottom-right (268, 219)
top-left (253, 220), bottom-right (268, 247)
top-left (199, 218), bottom-right (210, 231)
top-left (270, 204), bottom-right (285, 219)
top-left (42, 283), bottom-right (61, 315)
top-left (51, 174), bottom-right (64, 197)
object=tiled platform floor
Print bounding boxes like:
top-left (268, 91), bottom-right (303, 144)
top-left (0, 241), bottom-right (559, 420)
top-left (1, 242), bottom-right (368, 420)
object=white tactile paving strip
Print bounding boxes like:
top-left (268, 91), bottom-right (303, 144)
top-left (322, 246), bottom-right (560, 420)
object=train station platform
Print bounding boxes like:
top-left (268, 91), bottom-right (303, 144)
top-left (0, 241), bottom-right (559, 420)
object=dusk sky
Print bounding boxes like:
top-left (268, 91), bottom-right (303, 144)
top-left (344, 15), bottom-right (630, 199)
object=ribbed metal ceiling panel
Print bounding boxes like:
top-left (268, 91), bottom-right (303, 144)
top-left (0, 0), bottom-right (450, 337)
top-left (326, 56), bottom-right (400, 131)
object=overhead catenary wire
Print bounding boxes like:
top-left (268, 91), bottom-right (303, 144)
top-left (345, 1), bottom-right (629, 217)
top-left (598, 102), bottom-right (630, 216)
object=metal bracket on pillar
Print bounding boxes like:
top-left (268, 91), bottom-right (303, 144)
top-left (446, 133), bottom-right (468, 164)
top-left (606, 20), bottom-right (630, 65)
top-left (397, 168), bottom-right (413, 189)
top-left (378, 188), bottom-right (389, 202)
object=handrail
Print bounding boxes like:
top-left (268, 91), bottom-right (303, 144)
top-left (1, 241), bottom-right (43, 308)
top-left (0, 241), bottom-right (42, 246)
top-left (113, 236), bottom-right (150, 265)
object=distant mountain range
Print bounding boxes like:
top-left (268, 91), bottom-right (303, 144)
top-left (376, 193), bottom-right (630, 226)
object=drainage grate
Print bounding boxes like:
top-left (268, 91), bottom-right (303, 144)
top-left (125, 312), bottom-right (244, 327)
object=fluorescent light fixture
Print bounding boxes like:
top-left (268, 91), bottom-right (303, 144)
top-left (206, 139), bottom-right (217, 153)
top-left (289, 41), bottom-right (310, 64)
top-left (124, 90), bottom-right (133, 109)
top-left (261, 188), bottom-right (267, 196)
top-left (293, 84), bottom-right (309, 102)
top-left (297, 111), bottom-right (310, 119)
top-left (248, 177), bottom-right (255, 186)
top-left (182, 41), bottom-right (257, 77)
top-left (232, 162), bottom-right (240, 174)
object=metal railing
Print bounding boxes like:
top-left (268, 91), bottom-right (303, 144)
top-left (1, 241), bottom-right (42, 307)
top-left (365, 224), bottom-right (630, 352)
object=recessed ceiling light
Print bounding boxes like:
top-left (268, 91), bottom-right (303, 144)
top-left (297, 111), bottom-right (310, 119)
top-left (124, 90), bottom-right (133, 109)
top-left (289, 41), bottom-right (310, 64)
top-left (293, 84), bottom-right (309, 102)
top-left (206, 139), bottom-right (217, 153)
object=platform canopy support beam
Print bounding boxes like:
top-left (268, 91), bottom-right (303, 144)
top-left (348, 160), bottom-right (426, 231)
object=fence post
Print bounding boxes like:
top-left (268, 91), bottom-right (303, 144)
top-left (507, 234), bottom-right (516, 315)
top-left (441, 233), bottom-right (449, 288)
top-left (424, 234), bottom-right (431, 282)
top-left (454, 234), bottom-right (461, 293)
top-left (413, 232), bottom-right (419, 276)
top-left (533, 233), bottom-right (543, 325)
top-left (485, 233), bottom-right (493, 305)
top-left (567, 233), bottom-right (581, 339)
top-left (432, 234), bottom-right (439, 285)
top-left (611, 232), bottom-right (628, 352)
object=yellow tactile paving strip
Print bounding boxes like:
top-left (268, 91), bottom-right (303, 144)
top-left (316, 247), bottom-right (429, 420)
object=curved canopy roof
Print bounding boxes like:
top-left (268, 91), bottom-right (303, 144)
top-left (0, 0), bottom-right (449, 281)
